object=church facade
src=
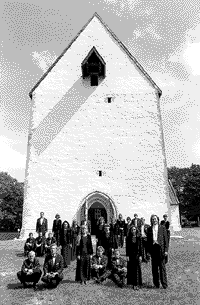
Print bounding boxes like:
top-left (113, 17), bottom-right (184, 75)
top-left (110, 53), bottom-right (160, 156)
top-left (20, 13), bottom-right (180, 239)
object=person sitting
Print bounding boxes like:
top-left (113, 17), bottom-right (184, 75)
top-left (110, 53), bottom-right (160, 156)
top-left (41, 244), bottom-right (64, 288)
top-left (110, 249), bottom-right (127, 288)
top-left (35, 232), bottom-right (46, 257)
top-left (24, 233), bottom-right (36, 256)
top-left (45, 232), bottom-right (56, 255)
top-left (17, 251), bottom-right (42, 289)
top-left (91, 246), bottom-right (111, 284)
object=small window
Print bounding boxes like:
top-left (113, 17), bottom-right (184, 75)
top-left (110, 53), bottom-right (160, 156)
top-left (99, 171), bottom-right (102, 176)
top-left (108, 97), bottom-right (112, 103)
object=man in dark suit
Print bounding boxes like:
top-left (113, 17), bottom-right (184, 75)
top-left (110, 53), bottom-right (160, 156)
top-left (147, 214), bottom-right (169, 289)
top-left (160, 214), bottom-right (170, 245)
top-left (110, 249), bottom-right (127, 288)
top-left (36, 212), bottom-right (48, 237)
top-left (116, 214), bottom-right (125, 248)
top-left (41, 244), bottom-right (64, 288)
top-left (24, 232), bottom-right (36, 256)
top-left (45, 232), bottom-right (57, 255)
top-left (139, 217), bottom-right (150, 263)
top-left (17, 251), bottom-right (42, 289)
top-left (131, 214), bottom-right (141, 228)
top-left (91, 246), bottom-right (111, 284)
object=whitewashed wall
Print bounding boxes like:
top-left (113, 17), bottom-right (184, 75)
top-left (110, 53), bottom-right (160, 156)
top-left (21, 16), bottom-right (172, 238)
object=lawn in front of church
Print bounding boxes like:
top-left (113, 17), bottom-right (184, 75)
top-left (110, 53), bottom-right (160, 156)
top-left (0, 229), bottom-right (200, 305)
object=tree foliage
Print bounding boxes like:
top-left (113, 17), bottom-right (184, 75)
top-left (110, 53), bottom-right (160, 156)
top-left (0, 172), bottom-right (24, 231)
top-left (168, 164), bottom-right (200, 219)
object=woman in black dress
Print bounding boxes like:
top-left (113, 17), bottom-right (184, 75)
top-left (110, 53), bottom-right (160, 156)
top-left (71, 220), bottom-right (80, 261)
top-left (126, 226), bottom-right (143, 290)
top-left (96, 217), bottom-right (105, 249)
top-left (110, 217), bottom-right (119, 249)
top-left (75, 225), bottom-right (93, 284)
top-left (60, 221), bottom-right (72, 268)
top-left (52, 214), bottom-right (62, 247)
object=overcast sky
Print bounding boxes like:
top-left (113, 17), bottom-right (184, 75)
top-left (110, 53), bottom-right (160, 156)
top-left (1, 0), bottom-right (200, 182)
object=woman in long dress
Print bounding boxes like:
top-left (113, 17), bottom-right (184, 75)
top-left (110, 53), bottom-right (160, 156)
top-left (71, 220), bottom-right (80, 261)
top-left (52, 214), bottom-right (62, 247)
top-left (60, 221), bottom-right (72, 268)
top-left (126, 226), bottom-right (143, 290)
top-left (75, 225), bottom-right (93, 284)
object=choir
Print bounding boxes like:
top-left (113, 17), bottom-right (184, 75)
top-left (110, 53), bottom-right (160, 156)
top-left (18, 212), bottom-right (170, 290)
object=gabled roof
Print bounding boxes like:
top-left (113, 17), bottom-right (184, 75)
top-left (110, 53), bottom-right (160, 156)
top-left (81, 46), bottom-right (106, 66)
top-left (29, 12), bottom-right (162, 98)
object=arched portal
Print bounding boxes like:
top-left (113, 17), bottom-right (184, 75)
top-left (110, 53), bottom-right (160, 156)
top-left (77, 191), bottom-right (118, 234)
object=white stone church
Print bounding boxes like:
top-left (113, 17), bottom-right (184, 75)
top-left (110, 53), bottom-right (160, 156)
top-left (20, 13), bottom-right (181, 239)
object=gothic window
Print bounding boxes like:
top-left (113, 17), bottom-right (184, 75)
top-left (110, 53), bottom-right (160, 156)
top-left (82, 46), bottom-right (106, 86)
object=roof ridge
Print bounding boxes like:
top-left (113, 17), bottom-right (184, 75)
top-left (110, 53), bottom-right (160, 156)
top-left (29, 12), bottom-right (162, 97)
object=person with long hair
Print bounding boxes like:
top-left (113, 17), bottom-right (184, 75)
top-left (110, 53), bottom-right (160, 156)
top-left (52, 214), bottom-right (62, 247)
top-left (71, 220), bottom-right (80, 261)
top-left (147, 214), bottom-right (168, 289)
top-left (124, 217), bottom-right (132, 256)
top-left (110, 217), bottom-right (119, 249)
top-left (60, 221), bottom-right (72, 268)
top-left (75, 225), bottom-right (93, 285)
top-left (116, 214), bottom-right (125, 248)
top-left (126, 226), bottom-right (143, 290)
top-left (96, 217), bottom-right (105, 248)
top-left (101, 224), bottom-right (118, 268)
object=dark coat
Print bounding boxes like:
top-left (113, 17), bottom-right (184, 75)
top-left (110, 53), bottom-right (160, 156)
top-left (91, 254), bottom-right (108, 272)
top-left (76, 234), bottom-right (93, 257)
top-left (131, 218), bottom-right (142, 228)
top-left (36, 217), bottom-right (48, 234)
top-left (126, 235), bottom-right (142, 257)
top-left (124, 222), bottom-right (132, 237)
top-left (147, 225), bottom-right (169, 258)
top-left (52, 219), bottom-right (62, 233)
top-left (24, 237), bottom-right (36, 251)
top-left (160, 220), bottom-right (170, 230)
top-left (102, 231), bottom-right (118, 255)
top-left (111, 256), bottom-right (127, 273)
top-left (43, 253), bottom-right (64, 275)
top-left (116, 219), bottom-right (125, 233)
top-left (21, 258), bottom-right (41, 273)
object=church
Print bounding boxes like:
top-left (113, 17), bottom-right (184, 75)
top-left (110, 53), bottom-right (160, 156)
top-left (20, 12), bottom-right (181, 239)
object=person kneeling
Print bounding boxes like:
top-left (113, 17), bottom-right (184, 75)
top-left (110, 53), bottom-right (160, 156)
top-left (110, 249), bottom-right (127, 288)
top-left (41, 244), bottom-right (64, 288)
top-left (91, 246), bottom-right (111, 284)
top-left (17, 251), bottom-right (42, 289)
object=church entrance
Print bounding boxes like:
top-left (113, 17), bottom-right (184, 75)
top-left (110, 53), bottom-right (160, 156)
top-left (88, 201), bottom-right (107, 235)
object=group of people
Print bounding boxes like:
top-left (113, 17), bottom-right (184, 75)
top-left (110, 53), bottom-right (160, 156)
top-left (18, 211), bottom-right (170, 290)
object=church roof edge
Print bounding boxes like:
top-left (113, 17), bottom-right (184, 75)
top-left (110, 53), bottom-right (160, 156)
top-left (29, 12), bottom-right (162, 97)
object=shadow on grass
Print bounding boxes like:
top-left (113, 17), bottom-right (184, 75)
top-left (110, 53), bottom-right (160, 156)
top-left (7, 283), bottom-right (24, 290)
top-left (61, 279), bottom-right (77, 284)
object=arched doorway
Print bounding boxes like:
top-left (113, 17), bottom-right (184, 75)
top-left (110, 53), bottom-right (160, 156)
top-left (88, 201), bottom-right (107, 235)
top-left (77, 191), bottom-right (118, 235)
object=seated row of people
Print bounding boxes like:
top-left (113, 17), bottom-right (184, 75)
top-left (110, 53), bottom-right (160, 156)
top-left (17, 244), bottom-right (64, 289)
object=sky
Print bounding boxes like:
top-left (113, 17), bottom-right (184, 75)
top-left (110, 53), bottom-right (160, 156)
top-left (0, 0), bottom-right (200, 182)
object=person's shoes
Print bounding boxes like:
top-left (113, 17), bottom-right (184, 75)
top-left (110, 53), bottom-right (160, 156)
top-left (154, 285), bottom-right (160, 289)
top-left (162, 285), bottom-right (168, 289)
top-left (84, 281), bottom-right (87, 285)
top-left (96, 279), bottom-right (101, 284)
top-left (23, 282), bottom-right (28, 288)
top-left (33, 283), bottom-right (38, 290)
top-left (80, 281), bottom-right (84, 285)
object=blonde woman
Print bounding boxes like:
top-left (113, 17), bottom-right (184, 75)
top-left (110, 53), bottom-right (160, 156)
top-left (75, 225), bottom-right (93, 284)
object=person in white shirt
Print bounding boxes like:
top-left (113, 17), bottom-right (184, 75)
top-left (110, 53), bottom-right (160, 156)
top-left (147, 214), bottom-right (169, 289)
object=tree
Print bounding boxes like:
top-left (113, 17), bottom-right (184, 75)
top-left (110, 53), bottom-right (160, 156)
top-left (0, 172), bottom-right (24, 231)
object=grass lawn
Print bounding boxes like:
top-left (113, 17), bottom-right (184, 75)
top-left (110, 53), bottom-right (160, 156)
top-left (0, 231), bottom-right (200, 305)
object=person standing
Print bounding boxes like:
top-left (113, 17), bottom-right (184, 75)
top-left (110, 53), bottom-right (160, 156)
top-left (17, 251), bottom-right (42, 289)
top-left (81, 218), bottom-right (91, 235)
top-left (35, 232), bottom-right (46, 257)
top-left (125, 217), bottom-right (132, 256)
top-left (116, 214), bottom-right (125, 248)
top-left (126, 226), bottom-right (143, 290)
top-left (75, 225), bottom-right (93, 285)
top-left (71, 220), bottom-right (80, 261)
top-left (131, 213), bottom-right (141, 229)
top-left (110, 217), bottom-right (119, 249)
top-left (139, 217), bottom-right (150, 263)
top-left (60, 221), bottom-right (72, 268)
top-left (52, 214), bottom-right (62, 247)
top-left (101, 224), bottom-right (118, 268)
top-left (41, 244), bottom-right (64, 288)
top-left (147, 214), bottom-right (169, 289)
top-left (160, 214), bottom-right (170, 246)
top-left (36, 212), bottom-right (48, 237)
top-left (96, 217), bottom-right (105, 248)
